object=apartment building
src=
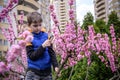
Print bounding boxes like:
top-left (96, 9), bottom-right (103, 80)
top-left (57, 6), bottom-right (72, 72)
top-left (16, 0), bottom-right (39, 23)
top-left (38, 0), bottom-right (51, 32)
top-left (94, 0), bottom-right (120, 22)
top-left (0, 0), bottom-right (9, 56)
top-left (53, 0), bottom-right (76, 32)
top-left (94, 0), bottom-right (109, 21)
top-left (16, 0), bottom-right (51, 32)
top-left (109, 0), bottom-right (120, 19)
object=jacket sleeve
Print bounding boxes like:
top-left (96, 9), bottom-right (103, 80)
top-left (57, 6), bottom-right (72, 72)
top-left (26, 45), bottom-right (45, 61)
top-left (48, 46), bottom-right (59, 68)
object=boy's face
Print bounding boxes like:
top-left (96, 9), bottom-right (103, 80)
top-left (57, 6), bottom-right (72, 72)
top-left (30, 22), bottom-right (42, 33)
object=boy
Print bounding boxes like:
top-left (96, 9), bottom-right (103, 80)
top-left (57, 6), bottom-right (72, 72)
top-left (25, 12), bottom-right (59, 80)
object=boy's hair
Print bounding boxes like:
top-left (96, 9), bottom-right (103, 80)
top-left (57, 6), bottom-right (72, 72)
top-left (27, 12), bottom-right (42, 26)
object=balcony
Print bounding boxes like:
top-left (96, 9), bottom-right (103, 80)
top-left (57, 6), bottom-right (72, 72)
top-left (24, 0), bottom-right (39, 10)
top-left (97, 10), bottom-right (106, 17)
top-left (0, 0), bottom-right (4, 6)
top-left (97, 5), bottom-right (105, 12)
top-left (60, 27), bottom-right (65, 33)
top-left (96, 0), bottom-right (100, 3)
top-left (60, 14), bottom-right (66, 16)
top-left (17, 10), bottom-right (29, 15)
top-left (0, 23), bottom-right (9, 28)
top-left (60, 19), bottom-right (67, 22)
top-left (96, 1), bottom-right (105, 8)
top-left (0, 34), bottom-right (5, 39)
top-left (35, 0), bottom-right (39, 1)
top-left (60, 2), bottom-right (65, 5)
top-left (99, 15), bottom-right (106, 21)
top-left (17, 5), bottom-right (35, 13)
top-left (17, 15), bottom-right (27, 21)
top-left (60, 22), bottom-right (66, 25)
top-left (0, 45), bottom-right (8, 51)
top-left (60, 16), bottom-right (66, 19)
top-left (39, 2), bottom-right (46, 8)
top-left (60, 8), bottom-right (65, 11)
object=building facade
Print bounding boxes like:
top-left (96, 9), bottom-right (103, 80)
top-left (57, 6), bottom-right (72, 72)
top-left (94, 0), bottom-right (120, 22)
top-left (16, 0), bottom-right (51, 32)
top-left (38, 0), bottom-right (51, 32)
top-left (94, 0), bottom-right (109, 21)
top-left (0, 0), bottom-right (9, 56)
top-left (108, 0), bottom-right (120, 19)
top-left (16, 0), bottom-right (40, 23)
top-left (53, 0), bottom-right (76, 32)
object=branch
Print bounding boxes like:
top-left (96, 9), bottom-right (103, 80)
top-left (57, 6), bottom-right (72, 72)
top-left (85, 65), bottom-right (89, 80)
top-left (57, 25), bottom-right (62, 34)
top-left (109, 74), bottom-right (119, 80)
top-left (109, 70), bottom-right (120, 80)
top-left (117, 76), bottom-right (120, 80)
top-left (68, 66), bottom-right (74, 80)
top-left (116, 70), bottom-right (120, 80)
top-left (54, 55), bottom-right (69, 80)
top-left (16, 58), bottom-right (27, 71)
top-left (10, 69), bottom-right (25, 77)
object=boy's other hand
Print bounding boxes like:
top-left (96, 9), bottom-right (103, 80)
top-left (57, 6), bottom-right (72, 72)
top-left (42, 40), bottom-right (51, 48)
top-left (55, 67), bottom-right (59, 73)
top-left (55, 67), bottom-right (61, 77)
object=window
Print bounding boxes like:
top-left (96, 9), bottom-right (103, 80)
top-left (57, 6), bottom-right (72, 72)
top-left (4, 0), bottom-right (8, 4)
top-left (0, 39), bottom-right (2, 45)
top-left (4, 40), bottom-right (8, 45)
top-left (114, 2), bottom-right (119, 5)
top-left (0, 6), bottom-right (3, 11)
top-left (0, 51), bottom-right (2, 57)
top-left (1, 18), bottom-right (8, 23)
top-left (0, 29), bottom-right (1, 33)
top-left (3, 51), bottom-right (7, 54)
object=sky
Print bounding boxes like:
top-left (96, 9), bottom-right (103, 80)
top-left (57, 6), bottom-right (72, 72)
top-left (76, 0), bottom-right (94, 25)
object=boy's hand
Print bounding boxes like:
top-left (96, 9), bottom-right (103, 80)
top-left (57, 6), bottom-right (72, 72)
top-left (55, 67), bottom-right (61, 77)
top-left (55, 67), bottom-right (59, 73)
top-left (42, 40), bottom-right (51, 48)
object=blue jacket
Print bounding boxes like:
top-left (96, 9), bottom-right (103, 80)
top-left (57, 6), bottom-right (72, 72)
top-left (27, 32), bottom-right (51, 70)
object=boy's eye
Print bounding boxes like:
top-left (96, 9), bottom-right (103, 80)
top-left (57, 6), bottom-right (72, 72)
top-left (33, 25), bottom-right (38, 27)
top-left (39, 24), bottom-right (41, 26)
top-left (33, 24), bottom-right (41, 27)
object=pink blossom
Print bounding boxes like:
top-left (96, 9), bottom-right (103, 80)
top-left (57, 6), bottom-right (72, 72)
top-left (0, 0), bottom-right (18, 22)
top-left (25, 35), bottom-right (33, 43)
top-left (49, 5), bottom-right (54, 12)
top-left (13, 0), bottom-right (18, 4)
top-left (7, 53), bottom-right (16, 62)
top-left (18, 40), bottom-right (26, 47)
top-left (98, 56), bottom-right (105, 62)
top-left (22, 30), bottom-right (31, 38)
top-left (69, 0), bottom-right (74, 5)
top-left (6, 63), bottom-right (11, 71)
top-left (0, 62), bottom-right (6, 73)
top-left (51, 12), bottom-right (56, 19)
